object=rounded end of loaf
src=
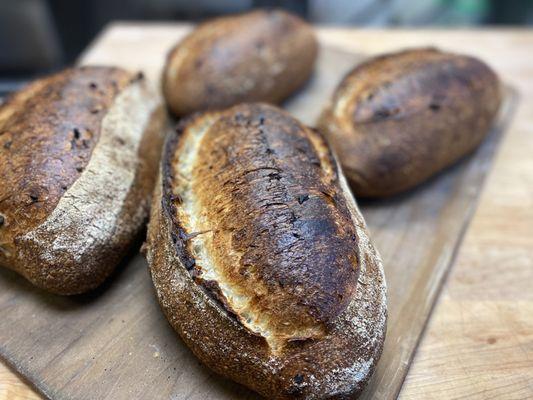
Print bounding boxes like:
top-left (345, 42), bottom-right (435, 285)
top-left (318, 47), bottom-right (502, 198)
top-left (161, 9), bottom-right (318, 117)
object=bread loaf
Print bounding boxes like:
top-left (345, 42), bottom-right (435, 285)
top-left (162, 9), bottom-right (318, 117)
top-left (0, 66), bottom-right (166, 294)
top-left (145, 103), bottom-right (386, 399)
top-left (318, 48), bottom-right (502, 197)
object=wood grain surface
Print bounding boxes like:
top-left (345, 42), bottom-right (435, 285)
top-left (1, 25), bottom-right (531, 400)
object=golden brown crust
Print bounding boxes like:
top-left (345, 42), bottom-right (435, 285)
top-left (318, 48), bottom-right (502, 197)
top-left (0, 67), bottom-right (166, 294)
top-left (171, 104), bottom-right (359, 346)
top-left (146, 103), bottom-right (387, 399)
top-left (162, 9), bottom-right (318, 117)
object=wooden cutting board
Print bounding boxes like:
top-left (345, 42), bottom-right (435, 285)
top-left (0, 25), bottom-right (517, 400)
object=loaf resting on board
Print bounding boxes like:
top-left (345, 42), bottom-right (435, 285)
top-left (0, 66), bottom-right (166, 294)
top-left (318, 48), bottom-right (502, 197)
top-left (162, 9), bottom-right (318, 117)
top-left (145, 103), bottom-right (387, 399)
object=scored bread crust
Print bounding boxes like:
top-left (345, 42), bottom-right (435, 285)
top-left (0, 66), bottom-right (167, 294)
top-left (318, 48), bottom-right (502, 197)
top-left (146, 103), bottom-right (386, 399)
top-left (162, 9), bottom-right (318, 117)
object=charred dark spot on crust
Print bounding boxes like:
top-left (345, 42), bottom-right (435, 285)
top-left (429, 102), bottom-right (441, 111)
top-left (293, 374), bottom-right (304, 384)
top-left (170, 193), bottom-right (182, 204)
top-left (268, 171), bottom-right (282, 181)
top-left (76, 166), bottom-right (84, 173)
top-left (61, 185), bottom-right (68, 191)
top-left (194, 59), bottom-right (204, 69)
top-left (206, 84), bottom-right (216, 96)
top-left (169, 230), bottom-right (180, 246)
top-left (286, 373), bottom-right (307, 395)
top-left (183, 230), bottom-right (211, 241)
top-left (374, 107), bottom-right (400, 120)
top-left (297, 194), bottom-right (309, 204)
top-left (320, 190), bottom-right (336, 206)
top-left (184, 257), bottom-right (196, 271)
top-left (3, 141), bottom-right (12, 149)
top-left (28, 191), bottom-right (39, 203)
top-left (234, 112), bottom-right (245, 123)
top-left (131, 71), bottom-right (145, 82)
top-left (289, 210), bottom-right (298, 223)
top-left (0, 214), bottom-right (4, 227)
top-left (201, 279), bottom-right (224, 298)
top-left (71, 128), bottom-right (89, 149)
top-left (89, 82), bottom-right (98, 90)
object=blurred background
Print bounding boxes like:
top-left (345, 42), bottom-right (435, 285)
top-left (1, 0), bottom-right (532, 95)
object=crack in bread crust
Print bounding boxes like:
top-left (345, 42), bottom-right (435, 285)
top-left (165, 103), bottom-right (359, 352)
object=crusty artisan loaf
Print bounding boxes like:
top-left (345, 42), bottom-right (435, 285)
top-left (145, 103), bottom-right (387, 399)
top-left (0, 66), bottom-right (166, 295)
top-left (318, 48), bottom-right (502, 197)
top-left (162, 9), bottom-right (318, 117)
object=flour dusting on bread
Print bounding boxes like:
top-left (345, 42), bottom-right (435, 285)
top-left (147, 103), bottom-right (386, 399)
top-left (15, 76), bottom-right (164, 293)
